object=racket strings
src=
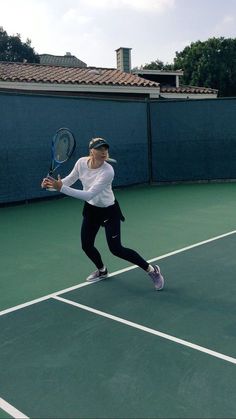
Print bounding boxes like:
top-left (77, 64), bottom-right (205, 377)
top-left (53, 130), bottom-right (75, 163)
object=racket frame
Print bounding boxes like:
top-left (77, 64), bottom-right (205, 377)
top-left (48, 127), bottom-right (76, 176)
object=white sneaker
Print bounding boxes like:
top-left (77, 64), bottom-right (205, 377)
top-left (86, 268), bottom-right (108, 283)
top-left (148, 265), bottom-right (164, 291)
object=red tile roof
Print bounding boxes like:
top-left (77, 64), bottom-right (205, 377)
top-left (0, 61), bottom-right (159, 88)
top-left (161, 85), bottom-right (218, 94)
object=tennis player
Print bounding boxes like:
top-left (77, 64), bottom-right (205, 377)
top-left (41, 137), bottom-right (164, 290)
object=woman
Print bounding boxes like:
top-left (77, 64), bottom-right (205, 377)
top-left (42, 137), bottom-right (164, 290)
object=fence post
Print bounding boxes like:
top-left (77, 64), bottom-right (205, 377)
top-left (146, 99), bottom-right (153, 184)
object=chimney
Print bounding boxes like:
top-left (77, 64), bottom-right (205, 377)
top-left (116, 47), bottom-right (132, 73)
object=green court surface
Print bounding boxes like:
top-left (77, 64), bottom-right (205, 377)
top-left (1, 183), bottom-right (236, 418)
top-left (0, 411), bottom-right (10, 419)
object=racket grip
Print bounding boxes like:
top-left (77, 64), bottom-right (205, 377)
top-left (47, 174), bottom-right (55, 180)
top-left (46, 174), bottom-right (57, 192)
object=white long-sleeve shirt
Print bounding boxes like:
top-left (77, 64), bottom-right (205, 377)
top-left (60, 157), bottom-right (115, 207)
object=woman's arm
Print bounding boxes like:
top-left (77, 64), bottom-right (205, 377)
top-left (61, 164), bottom-right (80, 186)
top-left (41, 161), bottom-right (80, 190)
top-left (60, 173), bottom-right (113, 201)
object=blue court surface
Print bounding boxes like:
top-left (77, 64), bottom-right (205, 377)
top-left (1, 231), bottom-right (236, 418)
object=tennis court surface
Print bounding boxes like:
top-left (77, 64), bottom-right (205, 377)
top-left (1, 229), bottom-right (236, 418)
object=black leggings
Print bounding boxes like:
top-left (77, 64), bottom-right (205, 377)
top-left (81, 215), bottom-right (149, 271)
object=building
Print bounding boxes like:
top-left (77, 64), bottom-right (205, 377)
top-left (116, 47), bottom-right (218, 99)
top-left (0, 61), bottom-right (160, 100)
top-left (39, 52), bottom-right (87, 68)
top-left (0, 48), bottom-right (218, 99)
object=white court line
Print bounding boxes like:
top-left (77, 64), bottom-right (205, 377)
top-left (54, 295), bottom-right (236, 366)
top-left (1, 229), bottom-right (236, 317)
top-left (0, 397), bottom-right (29, 419)
top-left (1, 231), bottom-right (236, 418)
top-left (0, 281), bottom-right (91, 317)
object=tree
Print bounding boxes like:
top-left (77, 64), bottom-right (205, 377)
top-left (173, 37), bottom-right (236, 97)
top-left (143, 59), bottom-right (174, 71)
top-left (0, 27), bottom-right (39, 63)
top-left (133, 59), bottom-right (174, 71)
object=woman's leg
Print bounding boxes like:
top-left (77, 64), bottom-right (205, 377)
top-left (81, 217), bottom-right (104, 269)
top-left (104, 217), bottom-right (149, 271)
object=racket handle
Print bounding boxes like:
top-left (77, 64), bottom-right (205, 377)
top-left (46, 174), bottom-right (57, 192)
top-left (47, 174), bottom-right (55, 180)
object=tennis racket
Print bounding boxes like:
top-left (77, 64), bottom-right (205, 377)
top-left (47, 127), bottom-right (76, 191)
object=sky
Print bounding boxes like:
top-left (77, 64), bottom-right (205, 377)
top-left (1, 0), bottom-right (236, 68)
